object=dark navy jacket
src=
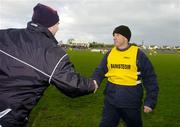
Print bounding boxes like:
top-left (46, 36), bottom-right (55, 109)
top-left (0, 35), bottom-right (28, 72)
top-left (93, 45), bottom-right (159, 109)
top-left (0, 22), bottom-right (95, 124)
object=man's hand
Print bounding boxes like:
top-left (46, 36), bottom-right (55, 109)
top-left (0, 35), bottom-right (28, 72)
top-left (144, 106), bottom-right (153, 113)
top-left (93, 80), bottom-right (99, 93)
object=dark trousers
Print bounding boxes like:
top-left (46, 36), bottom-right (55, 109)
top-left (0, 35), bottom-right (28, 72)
top-left (100, 100), bottom-right (143, 127)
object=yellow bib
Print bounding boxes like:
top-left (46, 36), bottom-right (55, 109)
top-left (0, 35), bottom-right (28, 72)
top-left (105, 45), bottom-right (140, 86)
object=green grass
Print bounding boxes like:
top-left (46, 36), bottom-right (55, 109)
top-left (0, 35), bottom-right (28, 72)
top-left (28, 51), bottom-right (180, 127)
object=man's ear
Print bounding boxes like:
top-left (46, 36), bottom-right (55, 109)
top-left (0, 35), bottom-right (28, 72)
top-left (123, 36), bottom-right (128, 43)
top-left (48, 26), bottom-right (55, 35)
top-left (48, 26), bottom-right (53, 32)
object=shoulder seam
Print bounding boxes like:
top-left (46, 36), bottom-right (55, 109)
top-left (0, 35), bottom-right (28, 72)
top-left (48, 54), bottom-right (68, 84)
top-left (0, 49), bottom-right (51, 78)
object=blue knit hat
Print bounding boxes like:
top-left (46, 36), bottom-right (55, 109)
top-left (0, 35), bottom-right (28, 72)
top-left (32, 3), bottom-right (59, 27)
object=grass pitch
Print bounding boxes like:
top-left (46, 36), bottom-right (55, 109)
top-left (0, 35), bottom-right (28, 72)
top-left (28, 51), bottom-right (180, 127)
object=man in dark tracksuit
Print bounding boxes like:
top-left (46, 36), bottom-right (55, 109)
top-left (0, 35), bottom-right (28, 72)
top-left (93, 25), bottom-right (159, 127)
top-left (0, 3), bottom-right (97, 127)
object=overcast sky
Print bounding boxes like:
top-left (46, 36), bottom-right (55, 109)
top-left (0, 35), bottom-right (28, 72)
top-left (0, 0), bottom-right (180, 46)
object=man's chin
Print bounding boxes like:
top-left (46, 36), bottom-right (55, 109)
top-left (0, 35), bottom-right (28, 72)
top-left (52, 32), bottom-right (56, 36)
top-left (114, 43), bottom-right (121, 47)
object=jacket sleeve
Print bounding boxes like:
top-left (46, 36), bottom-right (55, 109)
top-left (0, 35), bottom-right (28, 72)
top-left (137, 49), bottom-right (159, 109)
top-left (45, 46), bottom-right (95, 98)
top-left (92, 51), bottom-right (110, 85)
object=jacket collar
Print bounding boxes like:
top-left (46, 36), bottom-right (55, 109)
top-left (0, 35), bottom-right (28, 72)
top-left (27, 22), bottom-right (58, 44)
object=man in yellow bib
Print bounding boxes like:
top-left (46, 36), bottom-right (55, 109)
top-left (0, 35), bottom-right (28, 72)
top-left (93, 25), bottom-right (159, 127)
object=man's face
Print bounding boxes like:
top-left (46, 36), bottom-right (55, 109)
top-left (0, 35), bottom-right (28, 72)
top-left (113, 33), bottom-right (127, 48)
top-left (54, 23), bottom-right (59, 34)
top-left (48, 22), bottom-right (59, 36)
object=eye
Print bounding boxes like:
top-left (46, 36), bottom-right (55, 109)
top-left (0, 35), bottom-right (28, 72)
top-left (113, 34), bottom-right (117, 37)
